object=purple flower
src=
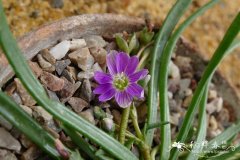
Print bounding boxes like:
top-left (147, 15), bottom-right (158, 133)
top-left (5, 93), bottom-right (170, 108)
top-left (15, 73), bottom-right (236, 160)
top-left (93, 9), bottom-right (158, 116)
top-left (93, 51), bottom-right (148, 108)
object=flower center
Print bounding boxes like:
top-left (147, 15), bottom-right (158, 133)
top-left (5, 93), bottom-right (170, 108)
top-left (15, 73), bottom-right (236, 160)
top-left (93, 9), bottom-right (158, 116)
top-left (113, 72), bottom-right (129, 91)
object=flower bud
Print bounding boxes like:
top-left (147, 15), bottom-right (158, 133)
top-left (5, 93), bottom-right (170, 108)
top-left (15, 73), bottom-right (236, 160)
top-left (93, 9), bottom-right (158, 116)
top-left (102, 118), bottom-right (115, 132)
top-left (93, 106), bottom-right (106, 120)
top-left (128, 33), bottom-right (139, 54)
top-left (139, 27), bottom-right (154, 45)
top-left (115, 34), bottom-right (130, 53)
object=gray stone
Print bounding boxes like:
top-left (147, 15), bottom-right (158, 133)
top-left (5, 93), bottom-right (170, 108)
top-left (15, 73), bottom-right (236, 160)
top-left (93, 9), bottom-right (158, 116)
top-left (40, 49), bottom-right (56, 64)
top-left (40, 71), bottom-right (65, 91)
top-left (11, 92), bottom-right (22, 105)
top-left (14, 78), bottom-right (36, 106)
top-left (55, 59), bottom-right (71, 75)
top-left (20, 105), bottom-right (33, 116)
top-left (66, 66), bottom-right (77, 80)
top-left (84, 35), bottom-right (107, 48)
top-left (0, 115), bottom-right (12, 130)
top-left (0, 127), bottom-right (21, 152)
top-left (37, 54), bottom-right (55, 72)
top-left (0, 149), bottom-right (17, 160)
top-left (89, 47), bottom-right (107, 66)
top-left (92, 63), bottom-right (103, 72)
top-left (206, 97), bottom-right (223, 114)
top-left (179, 78), bottom-right (191, 97)
top-left (59, 78), bottom-right (81, 103)
top-left (20, 134), bottom-right (33, 148)
top-left (70, 39), bottom-right (87, 50)
top-left (21, 146), bottom-right (42, 160)
top-left (80, 79), bottom-right (93, 102)
top-left (170, 113), bottom-right (181, 126)
top-left (62, 69), bottom-right (75, 83)
top-left (68, 97), bottom-right (89, 113)
top-left (68, 47), bottom-right (94, 71)
top-left (49, 40), bottom-right (70, 60)
top-left (77, 71), bottom-right (94, 80)
top-left (79, 109), bottom-right (95, 125)
top-left (33, 106), bottom-right (53, 123)
top-left (28, 61), bottom-right (43, 78)
top-left (46, 89), bottom-right (60, 102)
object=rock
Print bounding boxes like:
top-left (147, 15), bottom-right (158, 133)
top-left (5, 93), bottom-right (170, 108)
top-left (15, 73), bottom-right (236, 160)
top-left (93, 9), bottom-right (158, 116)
top-left (170, 113), bottom-right (181, 125)
top-left (5, 82), bottom-right (16, 96)
top-left (84, 35), bottom-right (107, 48)
top-left (0, 127), bottom-right (21, 152)
top-left (169, 61), bottom-right (180, 79)
top-left (66, 66), bottom-right (77, 80)
top-left (0, 149), bottom-right (17, 160)
top-left (169, 99), bottom-right (182, 113)
top-left (28, 61), bottom-right (43, 78)
top-left (14, 78), bottom-right (36, 106)
top-left (68, 47), bottom-right (94, 71)
top-left (37, 54), bottom-right (55, 72)
top-left (33, 106), bottom-right (53, 123)
top-left (0, 115), bottom-right (12, 130)
top-left (208, 89), bottom-right (217, 99)
top-left (179, 78), bottom-right (191, 97)
top-left (174, 56), bottom-right (192, 72)
top-left (46, 89), bottom-right (60, 102)
top-left (20, 105), bottom-right (33, 116)
top-left (20, 134), bottom-right (33, 148)
top-left (209, 116), bottom-right (218, 130)
top-left (105, 42), bottom-right (117, 52)
top-left (68, 97), bottom-right (88, 113)
top-left (80, 79), bottom-right (93, 102)
top-left (70, 39), bottom-right (87, 50)
top-left (11, 92), bottom-right (22, 105)
top-left (49, 40), bottom-right (70, 60)
top-left (55, 59), bottom-right (71, 75)
top-left (206, 97), bottom-right (223, 114)
top-left (168, 91), bottom-right (173, 99)
top-left (183, 88), bottom-right (192, 97)
top-left (92, 63), bottom-right (103, 72)
top-left (40, 71), bottom-right (65, 91)
top-left (62, 69), bottom-right (75, 83)
top-left (89, 47), bottom-right (107, 65)
top-left (59, 78), bottom-right (81, 103)
top-left (79, 109), bottom-right (95, 125)
top-left (182, 95), bottom-right (193, 108)
top-left (21, 145), bottom-right (42, 160)
top-left (112, 109), bottom-right (121, 125)
top-left (77, 71), bottom-right (94, 80)
top-left (40, 49), bottom-right (56, 64)
top-left (168, 79), bottom-right (179, 94)
top-left (217, 108), bottom-right (230, 127)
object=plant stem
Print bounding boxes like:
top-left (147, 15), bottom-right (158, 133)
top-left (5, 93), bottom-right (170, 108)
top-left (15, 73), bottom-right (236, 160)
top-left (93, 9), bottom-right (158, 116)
top-left (136, 41), bottom-right (153, 58)
top-left (119, 106), bottom-right (131, 144)
top-left (130, 104), bottom-right (144, 140)
top-left (151, 145), bottom-right (160, 160)
top-left (140, 142), bottom-right (151, 160)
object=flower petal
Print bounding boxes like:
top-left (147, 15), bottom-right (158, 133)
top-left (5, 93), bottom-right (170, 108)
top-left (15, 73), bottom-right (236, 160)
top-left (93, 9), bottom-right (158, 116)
top-left (99, 89), bottom-right (116, 102)
top-left (93, 83), bottom-right (113, 94)
top-left (126, 83), bottom-right (144, 99)
top-left (116, 52), bottom-right (129, 73)
top-left (115, 91), bottom-right (133, 108)
top-left (129, 69), bottom-right (148, 82)
top-left (125, 56), bottom-right (139, 75)
top-left (106, 52), bottom-right (117, 75)
top-left (94, 71), bottom-right (112, 84)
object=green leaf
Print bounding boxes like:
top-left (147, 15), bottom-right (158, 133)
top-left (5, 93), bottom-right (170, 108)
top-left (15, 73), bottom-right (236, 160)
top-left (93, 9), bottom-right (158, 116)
top-left (128, 33), bottom-right (140, 54)
top-left (115, 34), bottom-right (130, 53)
top-left (0, 2), bottom-right (137, 160)
top-left (186, 86), bottom-right (208, 160)
top-left (208, 145), bottom-right (240, 160)
top-left (0, 92), bottom-right (63, 159)
top-left (170, 11), bottom-right (240, 160)
top-left (139, 27), bottom-right (154, 45)
top-left (146, 0), bottom-right (193, 149)
top-left (69, 150), bottom-right (84, 160)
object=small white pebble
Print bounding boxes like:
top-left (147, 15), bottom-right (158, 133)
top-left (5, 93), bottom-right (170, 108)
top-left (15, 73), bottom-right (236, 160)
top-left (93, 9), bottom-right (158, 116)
top-left (49, 40), bottom-right (70, 60)
top-left (208, 89), bottom-right (217, 99)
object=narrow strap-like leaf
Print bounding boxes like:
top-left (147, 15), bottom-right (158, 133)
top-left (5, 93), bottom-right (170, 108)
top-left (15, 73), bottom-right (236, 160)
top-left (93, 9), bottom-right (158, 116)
top-left (0, 2), bottom-right (137, 160)
top-left (158, 1), bottom-right (219, 159)
top-left (0, 92), bottom-right (62, 159)
top-left (170, 11), bottom-right (240, 160)
top-left (146, 0), bottom-right (193, 148)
